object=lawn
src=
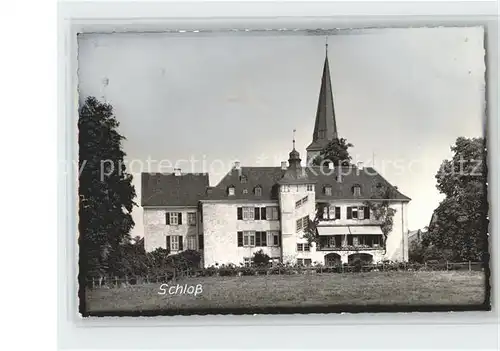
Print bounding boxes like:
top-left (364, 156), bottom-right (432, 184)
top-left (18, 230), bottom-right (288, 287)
top-left (85, 271), bottom-right (487, 314)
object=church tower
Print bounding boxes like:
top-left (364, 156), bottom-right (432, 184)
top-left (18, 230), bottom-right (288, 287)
top-left (306, 42), bottom-right (339, 164)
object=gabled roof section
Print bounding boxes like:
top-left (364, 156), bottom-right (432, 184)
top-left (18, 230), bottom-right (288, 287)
top-left (206, 167), bottom-right (285, 201)
top-left (307, 52), bottom-right (338, 151)
top-left (141, 172), bottom-right (209, 207)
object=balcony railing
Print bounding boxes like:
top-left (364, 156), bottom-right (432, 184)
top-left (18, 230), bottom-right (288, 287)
top-left (317, 245), bottom-right (383, 251)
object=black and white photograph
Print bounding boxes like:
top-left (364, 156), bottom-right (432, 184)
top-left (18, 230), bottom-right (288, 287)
top-left (77, 26), bottom-right (490, 316)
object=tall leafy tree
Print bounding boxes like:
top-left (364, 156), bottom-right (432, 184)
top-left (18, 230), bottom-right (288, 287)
top-left (312, 137), bottom-right (354, 166)
top-left (424, 137), bottom-right (488, 261)
top-left (78, 96), bottom-right (137, 284)
top-left (364, 186), bottom-right (396, 254)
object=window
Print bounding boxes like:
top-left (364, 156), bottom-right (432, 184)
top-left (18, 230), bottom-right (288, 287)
top-left (228, 186), bottom-right (235, 196)
top-left (166, 212), bottom-right (182, 225)
top-left (282, 185), bottom-right (290, 192)
top-left (187, 236), bottom-right (197, 250)
top-left (266, 206), bottom-right (279, 220)
top-left (307, 184), bottom-right (314, 191)
top-left (324, 186), bottom-right (332, 196)
top-left (347, 206), bottom-right (360, 219)
top-left (347, 206), bottom-right (368, 219)
top-left (304, 259), bottom-right (312, 266)
top-left (254, 186), bottom-right (262, 196)
top-left (171, 236), bottom-right (179, 251)
top-left (242, 207), bottom-right (254, 220)
top-left (297, 258), bottom-right (304, 266)
top-left (243, 189), bottom-right (248, 194)
top-left (304, 243), bottom-right (310, 252)
top-left (322, 206), bottom-right (341, 220)
top-left (243, 257), bottom-right (252, 267)
top-left (353, 185), bottom-right (361, 196)
top-left (255, 231), bottom-right (267, 246)
top-left (297, 243), bottom-right (303, 252)
top-left (267, 231), bottom-right (280, 246)
top-left (296, 216), bottom-right (309, 232)
top-left (243, 231), bottom-right (255, 247)
top-left (240, 175), bottom-right (247, 183)
top-left (187, 213), bottom-right (196, 226)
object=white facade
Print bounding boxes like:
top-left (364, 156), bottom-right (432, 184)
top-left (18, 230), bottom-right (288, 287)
top-left (143, 198), bottom-right (409, 268)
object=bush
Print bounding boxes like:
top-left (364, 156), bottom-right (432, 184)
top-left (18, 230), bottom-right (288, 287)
top-left (253, 250), bottom-right (271, 267)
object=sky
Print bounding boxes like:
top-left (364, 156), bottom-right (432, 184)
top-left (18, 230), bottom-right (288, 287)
top-left (77, 27), bottom-right (486, 238)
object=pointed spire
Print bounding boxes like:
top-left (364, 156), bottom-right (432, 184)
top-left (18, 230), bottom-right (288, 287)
top-left (307, 38), bottom-right (338, 154)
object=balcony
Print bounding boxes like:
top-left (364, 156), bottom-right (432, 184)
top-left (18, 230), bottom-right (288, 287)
top-left (317, 244), bottom-right (383, 251)
top-left (317, 234), bottom-right (383, 252)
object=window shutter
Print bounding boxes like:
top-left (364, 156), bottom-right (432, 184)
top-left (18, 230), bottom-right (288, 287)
top-left (178, 213), bottom-right (182, 225)
top-left (261, 207), bottom-right (267, 220)
top-left (237, 232), bottom-right (243, 247)
top-left (165, 212), bottom-right (170, 225)
top-left (335, 207), bottom-right (341, 219)
top-left (198, 235), bottom-right (204, 250)
top-left (237, 207), bottom-right (243, 220)
top-left (348, 235), bottom-right (353, 245)
top-left (254, 207), bottom-right (260, 220)
top-left (364, 207), bottom-right (370, 219)
top-left (279, 232), bottom-right (282, 246)
top-left (178, 236), bottom-right (183, 251)
top-left (266, 207), bottom-right (272, 220)
top-left (166, 236), bottom-right (171, 250)
top-left (255, 232), bottom-right (261, 246)
top-left (261, 232), bottom-right (267, 246)
top-left (347, 207), bottom-right (352, 219)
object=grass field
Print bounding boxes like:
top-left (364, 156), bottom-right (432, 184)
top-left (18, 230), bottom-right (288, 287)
top-left (85, 271), bottom-right (487, 313)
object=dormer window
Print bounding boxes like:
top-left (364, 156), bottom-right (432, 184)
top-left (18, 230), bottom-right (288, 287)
top-left (242, 189), bottom-right (248, 194)
top-left (307, 184), bottom-right (314, 192)
top-left (228, 186), bottom-right (235, 196)
top-left (324, 186), bottom-right (332, 196)
top-left (240, 175), bottom-right (247, 183)
top-left (254, 186), bottom-right (262, 197)
top-left (352, 185), bottom-right (361, 196)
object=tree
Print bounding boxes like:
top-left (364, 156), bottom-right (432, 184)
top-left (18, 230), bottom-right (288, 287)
top-left (78, 96), bottom-right (137, 284)
top-left (425, 137), bottom-right (488, 262)
top-left (363, 186), bottom-right (397, 254)
top-left (312, 137), bottom-right (354, 167)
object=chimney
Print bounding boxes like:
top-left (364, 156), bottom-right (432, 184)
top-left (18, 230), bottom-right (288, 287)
top-left (174, 168), bottom-right (181, 176)
top-left (281, 161), bottom-right (287, 170)
top-left (234, 161), bottom-right (241, 170)
top-left (357, 161), bottom-right (364, 170)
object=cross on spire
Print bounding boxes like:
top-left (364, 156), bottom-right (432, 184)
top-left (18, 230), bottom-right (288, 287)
top-left (293, 129), bottom-right (296, 149)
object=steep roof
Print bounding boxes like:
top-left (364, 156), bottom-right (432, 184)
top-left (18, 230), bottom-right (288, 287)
top-left (141, 172), bottom-right (209, 207)
top-left (307, 52), bottom-right (338, 151)
top-left (205, 165), bottom-right (410, 202)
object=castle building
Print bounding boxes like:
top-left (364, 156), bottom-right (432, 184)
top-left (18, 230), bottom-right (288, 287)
top-left (141, 49), bottom-right (411, 267)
